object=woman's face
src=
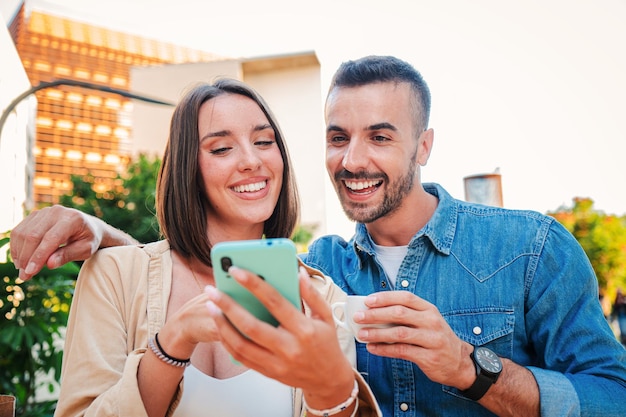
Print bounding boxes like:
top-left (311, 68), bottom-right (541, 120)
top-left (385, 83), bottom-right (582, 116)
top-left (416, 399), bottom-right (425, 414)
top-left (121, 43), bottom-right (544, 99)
top-left (197, 93), bottom-right (284, 234)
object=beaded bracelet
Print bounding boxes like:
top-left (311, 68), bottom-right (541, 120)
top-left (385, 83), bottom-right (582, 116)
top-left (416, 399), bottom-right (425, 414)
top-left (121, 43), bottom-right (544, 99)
top-left (148, 332), bottom-right (191, 368)
top-left (303, 379), bottom-right (359, 417)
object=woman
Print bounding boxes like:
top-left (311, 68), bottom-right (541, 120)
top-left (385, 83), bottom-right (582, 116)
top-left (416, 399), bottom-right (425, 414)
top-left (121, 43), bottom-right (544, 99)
top-left (53, 79), bottom-right (380, 417)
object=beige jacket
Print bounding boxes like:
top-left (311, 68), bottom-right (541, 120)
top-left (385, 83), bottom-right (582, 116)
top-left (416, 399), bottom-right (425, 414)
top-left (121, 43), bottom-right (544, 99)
top-left (54, 240), bottom-right (381, 417)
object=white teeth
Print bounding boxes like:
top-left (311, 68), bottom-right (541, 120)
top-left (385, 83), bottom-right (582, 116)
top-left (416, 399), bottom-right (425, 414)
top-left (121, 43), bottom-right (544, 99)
top-left (233, 181), bottom-right (267, 193)
top-left (344, 180), bottom-right (380, 191)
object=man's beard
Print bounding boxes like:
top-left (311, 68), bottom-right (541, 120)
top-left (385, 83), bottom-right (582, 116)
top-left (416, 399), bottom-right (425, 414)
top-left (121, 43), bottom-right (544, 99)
top-left (335, 157), bottom-right (417, 224)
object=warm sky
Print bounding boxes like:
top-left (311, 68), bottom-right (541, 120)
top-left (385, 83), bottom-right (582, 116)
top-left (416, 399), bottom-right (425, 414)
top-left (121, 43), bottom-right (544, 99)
top-left (4, 0), bottom-right (626, 225)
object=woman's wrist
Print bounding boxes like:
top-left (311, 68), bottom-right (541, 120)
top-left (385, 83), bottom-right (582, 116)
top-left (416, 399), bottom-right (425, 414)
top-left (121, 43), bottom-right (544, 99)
top-left (149, 333), bottom-right (191, 368)
top-left (303, 379), bottom-right (358, 416)
top-left (153, 326), bottom-right (195, 362)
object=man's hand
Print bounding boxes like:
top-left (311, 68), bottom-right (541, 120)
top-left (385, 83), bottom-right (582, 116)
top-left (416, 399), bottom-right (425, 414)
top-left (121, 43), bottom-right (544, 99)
top-left (10, 205), bottom-right (138, 280)
top-left (356, 291), bottom-right (541, 416)
top-left (353, 291), bottom-right (476, 389)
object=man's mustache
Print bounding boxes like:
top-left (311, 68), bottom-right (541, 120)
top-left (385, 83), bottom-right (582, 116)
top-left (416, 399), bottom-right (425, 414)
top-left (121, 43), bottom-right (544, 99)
top-left (335, 169), bottom-right (387, 182)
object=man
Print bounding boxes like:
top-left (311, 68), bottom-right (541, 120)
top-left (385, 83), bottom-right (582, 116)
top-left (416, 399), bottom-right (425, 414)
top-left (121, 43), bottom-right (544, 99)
top-left (11, 56), bottom-right (626, 416)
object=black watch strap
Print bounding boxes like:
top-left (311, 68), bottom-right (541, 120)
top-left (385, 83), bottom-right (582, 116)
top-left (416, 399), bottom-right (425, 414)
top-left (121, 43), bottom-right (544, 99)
top-left (462, 347), bottom-right (502, 401)
top-left (463, 372), bottom-right (494, 401)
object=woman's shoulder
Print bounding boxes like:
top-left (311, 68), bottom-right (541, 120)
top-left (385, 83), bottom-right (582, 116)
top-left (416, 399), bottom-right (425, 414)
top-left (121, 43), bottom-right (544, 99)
top-left (93, 239), bottom-right (170, 261)
top-left (79, 240), bottom-right (172, 289)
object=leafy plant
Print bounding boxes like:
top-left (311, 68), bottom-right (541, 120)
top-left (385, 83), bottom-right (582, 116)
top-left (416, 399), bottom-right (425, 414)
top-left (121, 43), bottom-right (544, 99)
top-left (548, 197), bottom-right (626, 303)
top-left (291, 223), bottom-right (318, 253)
top-left (59, 153), bottom-right (161, 243)
top-left (0, 234), bottom-right (78, 417)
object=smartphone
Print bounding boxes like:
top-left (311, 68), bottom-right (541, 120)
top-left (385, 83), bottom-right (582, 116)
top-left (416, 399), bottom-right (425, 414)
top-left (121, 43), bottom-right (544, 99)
top-left (210, 238), bottom-right (301, 327)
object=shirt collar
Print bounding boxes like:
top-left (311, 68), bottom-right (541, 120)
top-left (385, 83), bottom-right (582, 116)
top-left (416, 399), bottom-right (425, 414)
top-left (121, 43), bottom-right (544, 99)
top-left (352, 183), bottom-right (458, 260)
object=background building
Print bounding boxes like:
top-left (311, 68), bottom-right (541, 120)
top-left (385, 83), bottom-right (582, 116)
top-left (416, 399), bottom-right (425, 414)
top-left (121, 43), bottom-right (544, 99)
top-left (0, 12), bottom-right (32, 235)
top-left (2, 1), bottom-right (330, 239)
top-left (7, 1), bottom-right (223, 207)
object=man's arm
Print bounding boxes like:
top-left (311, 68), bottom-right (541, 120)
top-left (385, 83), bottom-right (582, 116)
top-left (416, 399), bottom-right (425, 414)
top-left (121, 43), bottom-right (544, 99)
top-left (10, 205), bottom-right (138, 280)
top-left (357, 291), bottom-right (540, 417)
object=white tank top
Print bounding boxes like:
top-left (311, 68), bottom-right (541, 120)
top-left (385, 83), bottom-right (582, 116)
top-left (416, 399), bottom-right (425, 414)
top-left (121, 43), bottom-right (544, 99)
top-left (172, 365), bottom-right (292, 417)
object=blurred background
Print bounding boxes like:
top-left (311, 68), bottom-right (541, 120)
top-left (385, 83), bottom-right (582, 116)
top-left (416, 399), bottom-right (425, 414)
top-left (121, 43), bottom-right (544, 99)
top-left (2, 0), bottom-right (626, 240)
top-left (1, 1), bottom-right (626, 415)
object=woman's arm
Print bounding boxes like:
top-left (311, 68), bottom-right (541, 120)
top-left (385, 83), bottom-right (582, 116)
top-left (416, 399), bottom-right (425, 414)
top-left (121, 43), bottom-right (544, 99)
top-left (54, 248), bottom-right (151, 417)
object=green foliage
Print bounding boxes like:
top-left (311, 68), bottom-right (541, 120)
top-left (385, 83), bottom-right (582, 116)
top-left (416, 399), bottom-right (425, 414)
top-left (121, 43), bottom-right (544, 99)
top-left (291, 223), bottom-right (315, 245)
top-left (548, 198), bottom-right (626, 300)
top-left (0, 235), bottom-right (78, 417)
top-left (291, 223), bottom-right (318, 253)
top-left (59, 153), bottom-right (161, 243)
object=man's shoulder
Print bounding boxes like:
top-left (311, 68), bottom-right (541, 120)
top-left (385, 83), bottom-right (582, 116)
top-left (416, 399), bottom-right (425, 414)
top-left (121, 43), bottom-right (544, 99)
top-left (302, 234), bottom-right (358, 277)
top-left (307, 234), bottom-right (353, 256)
top-left (456, 201), bottom-right (556, 229)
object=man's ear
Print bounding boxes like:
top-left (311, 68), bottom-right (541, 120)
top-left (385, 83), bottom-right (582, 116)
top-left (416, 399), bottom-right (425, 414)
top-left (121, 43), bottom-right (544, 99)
top-left (417, 128), bottom-right (434, 166)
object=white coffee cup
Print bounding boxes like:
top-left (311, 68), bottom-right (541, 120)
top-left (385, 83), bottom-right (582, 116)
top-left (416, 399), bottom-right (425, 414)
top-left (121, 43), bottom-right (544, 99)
top-left (331, 295), bottom-right (392, 343)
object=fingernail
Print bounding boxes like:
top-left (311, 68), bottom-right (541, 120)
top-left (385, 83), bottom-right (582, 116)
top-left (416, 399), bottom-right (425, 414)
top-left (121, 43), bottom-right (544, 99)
top-left (49, 254), bottom-right (63, 269)
top-left (18, 269), bottom-right (28, 282)
top-left (228, 266), bottom-right (247, 282)
top-left (353, 311), bottom-right (365, 322)
top-left (206, 301), bottom-right (221, 315)
top-left (204, 285), bottom-right (219, 300)
top-left (25, 262), bottom-right (37, 275)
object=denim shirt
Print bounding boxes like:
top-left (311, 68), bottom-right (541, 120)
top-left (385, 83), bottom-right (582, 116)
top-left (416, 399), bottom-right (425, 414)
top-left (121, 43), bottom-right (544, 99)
top-left (303, 183), bottom-right (626, 417)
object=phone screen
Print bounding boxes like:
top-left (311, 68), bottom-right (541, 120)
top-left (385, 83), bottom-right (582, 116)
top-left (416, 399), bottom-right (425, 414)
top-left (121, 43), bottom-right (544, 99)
top-left (210, 238), bottom-right (300, 327)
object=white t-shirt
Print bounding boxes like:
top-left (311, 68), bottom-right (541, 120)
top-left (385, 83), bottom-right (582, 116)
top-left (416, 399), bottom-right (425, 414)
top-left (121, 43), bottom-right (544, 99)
top-left (372, 243), bottom-right (408, 289)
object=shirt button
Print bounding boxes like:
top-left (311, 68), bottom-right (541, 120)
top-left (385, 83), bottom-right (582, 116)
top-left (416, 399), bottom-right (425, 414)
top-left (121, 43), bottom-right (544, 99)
top-left (400, 280), bottom-right (409, 288)
top-left (473, 326), bottom-right (482, 335)
top-left (400, 403), bottom-right (409, 411)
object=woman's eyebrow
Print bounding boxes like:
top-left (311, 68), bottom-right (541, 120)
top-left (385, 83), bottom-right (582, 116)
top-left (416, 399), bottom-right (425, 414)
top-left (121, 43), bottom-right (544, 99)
top-left (200, 123), bottom-right (273, 142)
top-left (254, 123), bottom-right (273, 132)
top-left (200, 129), bottom-right (229, 142)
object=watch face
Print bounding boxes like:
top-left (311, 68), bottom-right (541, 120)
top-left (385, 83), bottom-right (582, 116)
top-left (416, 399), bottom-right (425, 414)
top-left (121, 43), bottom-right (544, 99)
top-left (475, 347), bottom-right (502, 373)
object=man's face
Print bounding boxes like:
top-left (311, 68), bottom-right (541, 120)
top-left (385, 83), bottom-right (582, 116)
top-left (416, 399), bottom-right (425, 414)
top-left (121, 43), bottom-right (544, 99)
top-left (324, 82), bottom-right (428, 223)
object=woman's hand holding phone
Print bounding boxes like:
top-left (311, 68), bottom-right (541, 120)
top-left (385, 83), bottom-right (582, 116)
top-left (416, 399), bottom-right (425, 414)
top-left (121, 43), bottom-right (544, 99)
top-left (205, 264), bottom-right (356, 408)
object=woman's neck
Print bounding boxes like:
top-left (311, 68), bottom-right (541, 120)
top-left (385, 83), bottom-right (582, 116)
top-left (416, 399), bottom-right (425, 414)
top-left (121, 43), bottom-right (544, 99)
top-left (207, 224), bottom-right (265, 246)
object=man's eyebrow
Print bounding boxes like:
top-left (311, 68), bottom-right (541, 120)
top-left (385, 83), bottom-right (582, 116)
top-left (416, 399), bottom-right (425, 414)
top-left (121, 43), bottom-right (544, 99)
top-left (367, 122), bottom-right (397, 132)
top-left (326, 122), bottom-right (398, 134)
top-left (326, 124), bottom-right (344, 134)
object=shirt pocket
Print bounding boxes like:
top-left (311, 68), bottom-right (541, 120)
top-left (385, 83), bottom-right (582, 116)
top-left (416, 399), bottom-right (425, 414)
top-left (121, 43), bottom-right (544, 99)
top-left (442, 308), bottom-right (514, 398)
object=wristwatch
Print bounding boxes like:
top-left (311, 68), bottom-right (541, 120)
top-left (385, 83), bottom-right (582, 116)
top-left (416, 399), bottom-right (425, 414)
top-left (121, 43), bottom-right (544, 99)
top-left (462, 346), bottom-right (502, 401)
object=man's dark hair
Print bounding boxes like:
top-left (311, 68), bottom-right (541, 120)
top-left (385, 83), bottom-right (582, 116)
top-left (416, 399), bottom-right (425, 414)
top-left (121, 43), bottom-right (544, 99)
top-left (328, 55), bottom-right (431, 132)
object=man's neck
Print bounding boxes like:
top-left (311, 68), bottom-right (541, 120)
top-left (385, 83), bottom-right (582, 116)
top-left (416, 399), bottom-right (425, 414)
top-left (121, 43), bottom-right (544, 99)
top-left (366, 189), bottom-right (438, 247)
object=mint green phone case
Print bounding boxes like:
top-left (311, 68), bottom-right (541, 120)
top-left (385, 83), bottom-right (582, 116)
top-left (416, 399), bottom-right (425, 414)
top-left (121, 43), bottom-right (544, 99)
top-left (211, 238), bottom-right (300, 327)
